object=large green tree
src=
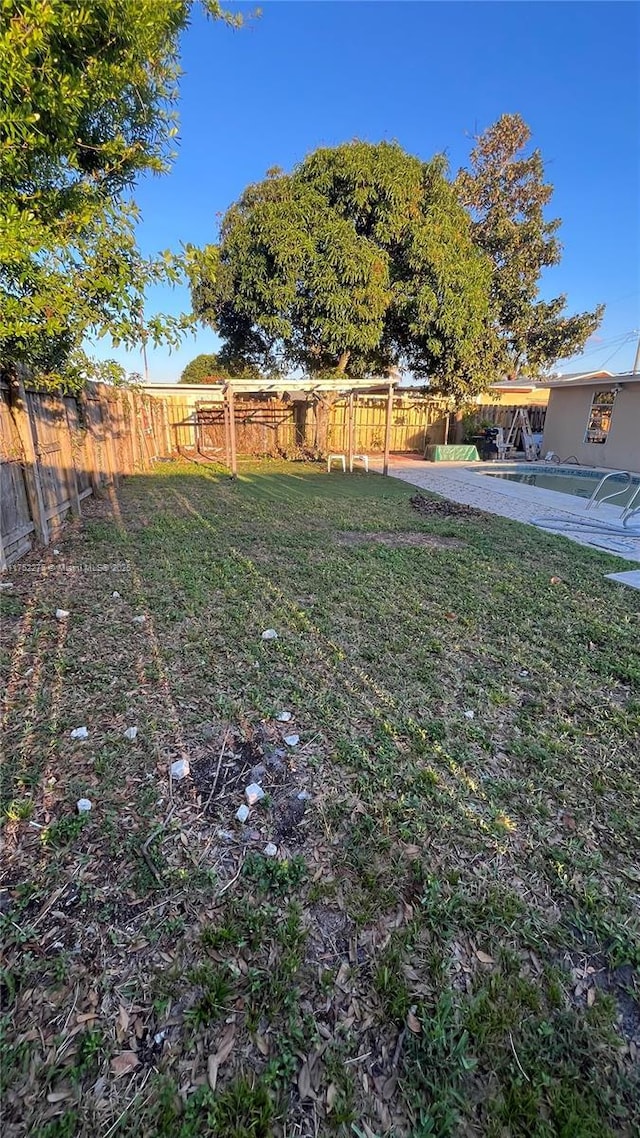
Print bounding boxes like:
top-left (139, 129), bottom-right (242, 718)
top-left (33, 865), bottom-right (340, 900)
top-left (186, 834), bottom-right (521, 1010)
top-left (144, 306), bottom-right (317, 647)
top-left (456, 114), bottom-right (603, 378)
top-left (190, 142), bottom-right (499, 399)
top-left (0, 0), bottom-right (237, 385)
top-left (180, 353), bottom-right (226, 383)
top-left (179, 351), bottom-right (264, 383)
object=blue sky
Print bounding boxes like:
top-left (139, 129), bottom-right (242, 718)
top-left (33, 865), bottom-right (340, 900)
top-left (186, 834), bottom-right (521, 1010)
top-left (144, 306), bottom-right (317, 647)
top-left (93, 1), bottom-right (640, 383)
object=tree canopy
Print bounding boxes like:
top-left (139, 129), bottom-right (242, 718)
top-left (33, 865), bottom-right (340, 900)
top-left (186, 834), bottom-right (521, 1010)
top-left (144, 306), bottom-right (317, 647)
top-left (0, 0), bottom-right (236, 386)
top-left (190, 142), bottom-right (498, 399)
top-left (179, 351), bottom-right (264, 383)
top-left (456, 114), bottom-right (603, 377)
top-left (180, 353), bottom-right (226, 383)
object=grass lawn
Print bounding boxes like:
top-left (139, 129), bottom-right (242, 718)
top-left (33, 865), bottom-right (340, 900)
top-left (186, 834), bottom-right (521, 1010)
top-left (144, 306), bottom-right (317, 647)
top-left (1, 458), bottom-right (639, 1138)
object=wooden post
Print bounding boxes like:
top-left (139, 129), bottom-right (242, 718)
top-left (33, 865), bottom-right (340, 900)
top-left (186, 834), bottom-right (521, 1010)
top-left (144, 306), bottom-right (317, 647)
top-left (77, 389), bottom-right (101, 494)
top-left (347, 390), bottom-right (355, 473)
top-left (0, 523), bottom-right (7, 572)
top-left (383, 382), bottom-right (394, 477)
top-left (60, 400), bottom-right (82, 517)
top-left (9, 378), bottom-right (50, 547)
top-left (161, 398), bottom-right (172, 456)
top-left (227, 385), bottom-right (237, 477)
top-left (126, 391), bottom-right (140, 471)
top-left (94, 387), bottom-right (119, 484)
top-left (222, 399), bottom-right (230, 470)
top-left (106, 397), bottom-right (121, 484)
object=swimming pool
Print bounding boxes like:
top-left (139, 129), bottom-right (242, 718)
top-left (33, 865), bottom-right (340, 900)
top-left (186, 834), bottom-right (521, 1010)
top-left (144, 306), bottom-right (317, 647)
top-left (481, 465), bottom-right (640, 508)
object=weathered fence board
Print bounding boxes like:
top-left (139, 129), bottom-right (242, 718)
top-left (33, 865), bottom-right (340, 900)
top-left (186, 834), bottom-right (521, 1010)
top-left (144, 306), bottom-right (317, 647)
top-left (0, 380), bottom-right (171, 567)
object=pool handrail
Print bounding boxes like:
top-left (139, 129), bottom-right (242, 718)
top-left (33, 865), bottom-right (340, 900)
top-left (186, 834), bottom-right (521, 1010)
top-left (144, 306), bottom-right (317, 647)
top-left (622, 483), bottom-right (640, 524)
top-left (585, 470), bottom-right (632, 511)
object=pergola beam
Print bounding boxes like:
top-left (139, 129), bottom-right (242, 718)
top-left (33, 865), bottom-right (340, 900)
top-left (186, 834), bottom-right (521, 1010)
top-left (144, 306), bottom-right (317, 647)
top-left (226, 384), bottom-right (237, 477)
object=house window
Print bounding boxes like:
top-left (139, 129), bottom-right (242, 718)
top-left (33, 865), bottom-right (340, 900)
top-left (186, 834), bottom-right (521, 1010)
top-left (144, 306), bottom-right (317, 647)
top-left (584, 389), bottom-right (617, 444)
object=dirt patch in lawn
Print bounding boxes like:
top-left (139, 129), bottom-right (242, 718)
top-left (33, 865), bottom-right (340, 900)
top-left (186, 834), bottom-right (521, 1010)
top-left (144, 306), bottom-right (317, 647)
top-left (410, 492), bottom-right (489, 520)
top-left (336, 530), bottom-right (465, 549)
top-left (564, 951), bottom-right (640, 1044)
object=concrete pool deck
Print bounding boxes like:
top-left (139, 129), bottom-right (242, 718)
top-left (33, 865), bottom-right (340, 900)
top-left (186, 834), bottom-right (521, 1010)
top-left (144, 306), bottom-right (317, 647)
top-left (370, 456), bottom-right (640, 564)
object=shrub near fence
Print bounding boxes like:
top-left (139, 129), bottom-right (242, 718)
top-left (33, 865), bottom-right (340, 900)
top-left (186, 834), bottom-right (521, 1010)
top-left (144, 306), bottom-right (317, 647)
top-left (0, 379), bottom-right (171, 568)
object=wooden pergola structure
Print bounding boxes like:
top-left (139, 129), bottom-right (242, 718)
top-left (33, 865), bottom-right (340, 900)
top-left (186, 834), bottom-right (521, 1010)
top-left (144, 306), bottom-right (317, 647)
top-left (203, 376), bottom-right (400, 477)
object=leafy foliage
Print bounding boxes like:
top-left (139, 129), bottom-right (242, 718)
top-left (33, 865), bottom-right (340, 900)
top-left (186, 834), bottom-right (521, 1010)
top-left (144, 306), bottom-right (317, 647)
top-left (0, 0), bottom-right (237, 383)
top-left (190, 142), bottom-right (498, 399)
top-left (179, 351), bottom-right (265, 383)
top-left (456, 114), bottom-right (604, 377)
top-left (180, 353), bottom-right (226, 383)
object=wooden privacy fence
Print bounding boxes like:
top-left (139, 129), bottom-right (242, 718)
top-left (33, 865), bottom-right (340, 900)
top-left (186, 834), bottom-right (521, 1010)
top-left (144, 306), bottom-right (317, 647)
top-left (166, 391), bottom-right (453, 455)
top-left (162, 390), bottom-right (546, 457)
top-left (0, 379), bottom-right (171, 567)
top-left (461, 403), bottom-right (547, 434)
top-left (327, 394), bottom-right (451, 453)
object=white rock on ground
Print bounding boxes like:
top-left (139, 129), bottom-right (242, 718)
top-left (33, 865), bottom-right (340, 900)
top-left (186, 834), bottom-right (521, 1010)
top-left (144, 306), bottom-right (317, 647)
top-left (0, 582), bottom-right (13, 590)
top-left (264, 843), bottom-right (278, 857)
top-left (112, 591), bottom-right (121, 599)
top-left (284, 734), bottom-right (300, 747)
top-left (261, 629), bottom-right (278, 641)
top-left (76, 798), bottom-right (92, 813)
top-left (463, 710), bottom-right (475, 720)
top-left (297, 790), bottom-right (312, 801)
top-left (236, 804), bottom-right (250, 823)
top-left (123, 726), bottom-right (138, 741)
top-left (171, 758), bottom-right (190, 780)
top-left (53, 549), bottom-right (60, 555)
top-left (276, 711), bottom-right (292, 722)
top-left (245, 783), bottom-right (265, 806)
top-left (55, 609), bottom-right (70, 620)
top-left (132, 615), bottom-right (146, 625)
top-left (70, 726), bottom-right (88, 740)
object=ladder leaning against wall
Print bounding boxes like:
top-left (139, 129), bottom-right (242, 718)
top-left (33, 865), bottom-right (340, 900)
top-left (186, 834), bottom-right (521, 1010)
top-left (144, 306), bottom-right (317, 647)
top-left (498, 408), bottom-right (538, 461)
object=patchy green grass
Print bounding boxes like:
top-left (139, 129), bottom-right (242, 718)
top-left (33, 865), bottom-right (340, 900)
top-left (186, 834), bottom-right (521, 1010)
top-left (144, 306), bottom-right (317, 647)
top-left (1, 458), bottom-right (639, 1137)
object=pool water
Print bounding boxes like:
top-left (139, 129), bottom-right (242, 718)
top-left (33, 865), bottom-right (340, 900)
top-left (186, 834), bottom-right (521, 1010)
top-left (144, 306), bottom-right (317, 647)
top-left (483, 467), bottom-right (640, 507)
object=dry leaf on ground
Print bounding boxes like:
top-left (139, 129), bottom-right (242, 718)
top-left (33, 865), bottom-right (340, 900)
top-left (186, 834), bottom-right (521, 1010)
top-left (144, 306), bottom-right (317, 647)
top-left (110, 1051), bottom-right (139, 1077)
top-left (207, 1023), bottom-right (236, 1091)
top-left (476, 949), bottom-right (495, 965)
top-left (407, 1008), bottom-right (421, 1033)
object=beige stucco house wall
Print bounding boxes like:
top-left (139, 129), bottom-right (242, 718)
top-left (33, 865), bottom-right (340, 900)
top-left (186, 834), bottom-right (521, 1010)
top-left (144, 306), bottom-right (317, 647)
top-left (541, 375), bottom-right (640, 471)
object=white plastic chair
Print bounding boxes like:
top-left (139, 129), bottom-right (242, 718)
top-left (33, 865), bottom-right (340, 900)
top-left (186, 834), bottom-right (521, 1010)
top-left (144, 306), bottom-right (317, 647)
top-left (327, 454), bottom-right (346, 472)
top-left (350, 454), bottom-right (369, 473)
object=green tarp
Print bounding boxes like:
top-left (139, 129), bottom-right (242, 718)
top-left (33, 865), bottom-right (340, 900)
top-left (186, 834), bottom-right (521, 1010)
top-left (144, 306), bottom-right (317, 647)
top-left (424, 444), bottom-right (480, 462)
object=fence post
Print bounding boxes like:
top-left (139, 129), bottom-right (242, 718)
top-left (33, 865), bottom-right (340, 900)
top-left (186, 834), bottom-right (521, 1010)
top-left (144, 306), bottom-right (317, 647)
top-left (125, 391), bottom-right (140, 470)
top-left (227, 384), bottom-right (238, 477)
top-left (161, 398), bottom-right (172, 456)
top-left (61, 399), bottom-right (82, 517)
top-left (383, 383), bottom-right (394, 476)
top-left (80, 390), bottom-right (102, 495)
top-left (100, 392), bottom-right (120, 485)
top-left (9, 378), bottom-right (50, 547)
